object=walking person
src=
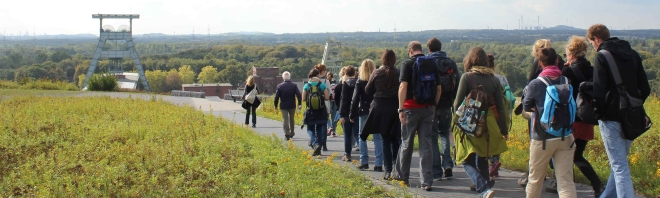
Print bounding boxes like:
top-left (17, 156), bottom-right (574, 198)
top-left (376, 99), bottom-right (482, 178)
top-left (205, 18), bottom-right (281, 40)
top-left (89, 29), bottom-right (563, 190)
top-left (274, 71), bottom-right (302, 141)
top-left (588, 24), bottom-right (651, 198)
top-left (453, 47), bottom-right (508, 198)
top-left (362, 49), bottom-right (401, 181)
top-left (314, 64), bottom-right (331, 151)
top-left (303, 69), bottom-right (330, 156)
top-left (391, 41), bottom-right (442, 191)
top-left (350, 59), bottom-right (382, 171)
top-left (326, 72), bottom-right (339, 138)
top-left (242, 76), bottom-right (260, 128)
top-left (486, 54), bottom-right (515, 178)
top-left (339, 66), bottom-right (359, 161)
top-left (426, 37), bottom-right (459, 181)
top-left (561, 35), bottom-right (605, 197)
top-left (523, 47), bottom-right (577, 198)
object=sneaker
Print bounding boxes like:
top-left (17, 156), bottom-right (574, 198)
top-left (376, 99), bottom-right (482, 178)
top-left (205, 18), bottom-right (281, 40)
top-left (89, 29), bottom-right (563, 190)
top-left (545, 178), bottom-right (557, 193)
top-left (252, 124), bottom-right (256, 128)
top-left (383, 171), bottom-right (392, 180)
top-left (357, 164), bottom-right (369, 171)
top-left (327, 128), bottom-right (333, 136)
top-left (373, 166), bottom-right (383, 172)
top-left (353, 147), bottom-right (360, 152)
top-left (285, 135), bottom-right (290, 141)
top-left (489, 161), bottom-right (501, 177)
top-left (308, 142), bottom-right (313, 148)
top-left (489, 178), bottom-right (496, 188)
top-left (480, 190), bottom-right (495, 198)
top-left (518, 172), bottom-right (528, 187)
top-left (342, 154), bottom-right (351, 162)
top-left (470, 184), bottom-right (476, 191)
top-left (322, 143), bottom-right (328, 151)
top-left (434, 177), bottom-right (442, 181)
top-left (444, 168), bottom-right (453, 178)
top-left (421, 184), bottom-right (432, 191)
top-left (594, 184), bottom-right (605, 198)
top-left (332, 132), bottom-right (337, 137)
top-left (313, 145), bottom-right (322, 156)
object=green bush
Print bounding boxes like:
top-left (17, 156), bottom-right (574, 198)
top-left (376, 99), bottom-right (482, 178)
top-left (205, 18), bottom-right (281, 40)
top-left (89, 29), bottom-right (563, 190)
top-left (87, 74), bottom-right (118, 91)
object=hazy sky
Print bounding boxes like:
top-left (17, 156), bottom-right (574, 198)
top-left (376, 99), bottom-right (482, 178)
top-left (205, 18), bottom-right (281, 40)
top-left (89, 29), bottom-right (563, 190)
top-left (1, 0), bottom-right (658, 35)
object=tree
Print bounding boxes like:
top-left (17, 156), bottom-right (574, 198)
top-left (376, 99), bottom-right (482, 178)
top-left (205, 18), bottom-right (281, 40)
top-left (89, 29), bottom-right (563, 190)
top-left (197, 66), bottom-right (219, 83)
top-left (218, 64), bottom-right (246, 89)
top-left (145, 70), bottom-right (168, 93)
top-left (178, 65), bottom-right (195, 84)
top-left (49, 50), bottom-right (71, 63)
top-left (165, 69), bottom-right (183, 92)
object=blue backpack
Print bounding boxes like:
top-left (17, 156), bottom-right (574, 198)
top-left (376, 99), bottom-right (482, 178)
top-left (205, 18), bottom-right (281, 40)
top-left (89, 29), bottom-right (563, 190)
top-left (538, 76), bottom-right (576, 140)
top-left (412, 56), bottom-right (439, 105)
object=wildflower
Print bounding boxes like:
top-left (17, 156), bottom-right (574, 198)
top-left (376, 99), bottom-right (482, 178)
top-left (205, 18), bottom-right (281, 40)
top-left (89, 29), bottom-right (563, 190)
top-left (302, 151), bottom-right (308, 156)
top-left (656, 168), bottom-right (660, 178)
top-left (629, 153), bottom-right (639, 165)
top-left (279, 190), bottom-right (285, 196)
top-left (399, 181), bottom-right (407, 187)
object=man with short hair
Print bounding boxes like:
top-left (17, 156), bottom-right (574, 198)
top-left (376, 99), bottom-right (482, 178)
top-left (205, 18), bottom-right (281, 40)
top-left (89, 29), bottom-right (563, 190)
top-left (588, 24), bottom-right (651, 198)
top-left (391, 41), bottom-right (442, 191)
top-left (426, 37), bottom-right (459, 180)
top-left (274, 71), bottom-right (302, 140)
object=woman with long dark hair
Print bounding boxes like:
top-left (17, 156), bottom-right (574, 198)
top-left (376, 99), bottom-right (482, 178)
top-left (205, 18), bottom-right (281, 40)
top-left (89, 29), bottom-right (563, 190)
top-left (361, 49), bottom-right (401, 180)
top-left (302, 68), bottom-right (330, 156)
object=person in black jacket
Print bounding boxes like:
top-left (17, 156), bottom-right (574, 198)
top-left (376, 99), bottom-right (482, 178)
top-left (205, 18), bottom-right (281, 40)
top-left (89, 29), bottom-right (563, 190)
top-left (339, 66), bottom-right (359, 162)
top-left (242, 76), bottom-right (260, 128)
top-left (560, 36), bottom-right (604, 197)
top-left (350, 59), bottom-right (381, 171)
top-left (588, 24), bottom-right (651, 198)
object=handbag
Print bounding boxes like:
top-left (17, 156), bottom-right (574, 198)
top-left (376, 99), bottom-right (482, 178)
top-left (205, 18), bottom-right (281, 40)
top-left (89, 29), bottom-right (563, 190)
top-left (601, 50), bottom-right (652, 140)
top-left (245, 86), bottom-right (257, 104)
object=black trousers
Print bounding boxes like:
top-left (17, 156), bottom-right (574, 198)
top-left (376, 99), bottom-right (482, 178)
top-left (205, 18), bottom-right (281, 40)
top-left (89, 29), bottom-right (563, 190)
top-left (245, 105), bottom-right (257, 125)
top-left (574, 139), bottom-right (602, 187)
top-left (466, 153), bottom-right (490, 181)
top-left (381, 131), bottom-right (401, 172)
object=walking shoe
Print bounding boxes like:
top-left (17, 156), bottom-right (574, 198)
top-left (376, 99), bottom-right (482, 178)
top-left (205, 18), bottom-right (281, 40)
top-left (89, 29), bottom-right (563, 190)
top-left (332, 132), bottom-right (337, 137)
top-left (308, 142), bottom-right (312, 148)
top-left (480, 190), bottom-right (495, 198)
top-left (420, 184), bottom-right (432, 191)
top-left (383, 171), bottom-right (392, 180)
top-left (285, 135), bottom-right (290, 141)
top-left (327, 128), bottom-right (333, 136)
top-left (353, 146), bottom-right (360, 152)
top-left (545, 178), bottom-right (557, 193)
top-left (322, 143), bottom-right (328, 151)
top-left (313, 145), bottom-right (322, 156)
top-left (470, 184), bottom-right (476, 191)
top-left (342, 154), bottom-right (351, 162)
top-left (594, 184), bottom-right (605, 198)
top-left (357, 164), bottom-right (369, 171)
top-left (518, 172), bottom-right (528, 187)
top-left (252, 124), bottom-right (256, 128)
top-left (444, 168), bottom-right (453, 178)
top-left (373, 166), bottom-right (383, 172)
top-left (489, 161), bottom-right (501, 177)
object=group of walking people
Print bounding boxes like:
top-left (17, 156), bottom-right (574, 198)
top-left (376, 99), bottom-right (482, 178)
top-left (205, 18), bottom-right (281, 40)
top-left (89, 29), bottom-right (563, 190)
top-left (267, 23), bottom-right (651, 198)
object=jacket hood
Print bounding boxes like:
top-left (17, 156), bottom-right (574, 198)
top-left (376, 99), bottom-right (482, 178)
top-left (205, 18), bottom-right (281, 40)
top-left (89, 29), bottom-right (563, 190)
top-left (571, 57), bottom-right (591, 68)
top-left (344, 78), bottom-right (357, 87)
top-left (429, 51), bottom-right (448, 58)
top-left (599, 37), bottom-right (635, 60)
top-left (470, 66), bottom-right (495, 76)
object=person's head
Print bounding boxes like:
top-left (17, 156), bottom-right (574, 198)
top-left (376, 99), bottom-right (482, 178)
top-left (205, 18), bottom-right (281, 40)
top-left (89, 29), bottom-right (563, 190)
top-left (565, 36), bottom-right (588, 64)
top-left (408, 41), bottom-right (423, 57)
top-left (426, 37), bottom-right (442, 53)
top-left (587, 24), bottom-right (610, 50)
top-left (308, 69), bottom-right (321, 79)
top-left (487, 54), bottom-right (495, 69)
top-left (359, 59), bottom-right (376, 81)
top-left (246, 75), bottom-right (255, 86)
top-left (326, 71), bottom-right (334, 80)
top-left (282, 71), bottom-right (291, 81)
top-left (462, 47), bottom-right (489, 72)
top-left (381, 49), bottom-right (396, 67)
top-left (532, 39), bottom-right (552, 59)
top-left (338, 67), bottom-right (346, 78)
top-left (537, 48), bottom-right (558, 67)
top-left (314, 64), bottom-right (327, 77)
top-left (343, 66), bottom-right (356, 77)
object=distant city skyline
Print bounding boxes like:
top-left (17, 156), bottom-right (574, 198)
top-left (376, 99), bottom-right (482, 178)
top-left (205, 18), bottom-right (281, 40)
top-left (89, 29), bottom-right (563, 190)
top-left (1, 0), bottom-right (658, 36)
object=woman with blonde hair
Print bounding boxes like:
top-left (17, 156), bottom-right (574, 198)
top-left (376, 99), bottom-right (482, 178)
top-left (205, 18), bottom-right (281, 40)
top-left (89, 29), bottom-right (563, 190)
top-left (242, 75), bottom-right (260, 128)
top-left (453, 47), bottom-right (508, 198)
top-left (350, 59), bottom-right (382, 171)
top-left (561, 36), bottom-right (604, 197)
top-left (528, 39), bottom-right (566, 83)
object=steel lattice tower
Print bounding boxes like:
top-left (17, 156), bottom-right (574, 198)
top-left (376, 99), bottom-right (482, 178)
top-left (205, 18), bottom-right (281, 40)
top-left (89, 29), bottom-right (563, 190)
top-left (83, 14), bottom-right (150, 92)
top-left (321, 37), bottom-right (342, 74)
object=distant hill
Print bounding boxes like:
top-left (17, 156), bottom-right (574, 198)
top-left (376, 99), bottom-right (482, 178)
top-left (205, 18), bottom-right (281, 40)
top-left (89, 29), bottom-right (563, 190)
top-left (545, 25), bottom-right (583, 31)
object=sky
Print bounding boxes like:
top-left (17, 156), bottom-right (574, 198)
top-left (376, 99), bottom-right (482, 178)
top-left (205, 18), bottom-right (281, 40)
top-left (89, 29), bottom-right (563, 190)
top-left (1, 0), bottom-right (659, 36)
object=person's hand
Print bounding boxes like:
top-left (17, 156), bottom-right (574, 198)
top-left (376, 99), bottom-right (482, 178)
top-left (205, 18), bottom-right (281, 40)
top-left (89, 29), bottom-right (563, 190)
top-left (350, 119), bottom-right (354, 123)
top-left (399, 112), bottom-right (406, 125)
top-left (503, 135), bottom-right (509, 140)
top-left (340, 117), bottom-right (345, 124)
top-left (298, 105), bottom-right (302, 110)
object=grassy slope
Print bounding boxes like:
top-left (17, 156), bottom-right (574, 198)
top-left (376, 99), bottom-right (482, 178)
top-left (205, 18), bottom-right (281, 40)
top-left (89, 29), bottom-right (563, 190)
top-left (0, 95), bottom-right (391, 197)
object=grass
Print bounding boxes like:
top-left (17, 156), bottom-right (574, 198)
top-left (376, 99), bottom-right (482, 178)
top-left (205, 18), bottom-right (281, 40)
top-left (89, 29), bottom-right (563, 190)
top-left (1, 79), bottom-right (78, 91)
top-left (501, 97), bottom-right (660, 197)
top-left (0, 95), bottom-right (395, 197)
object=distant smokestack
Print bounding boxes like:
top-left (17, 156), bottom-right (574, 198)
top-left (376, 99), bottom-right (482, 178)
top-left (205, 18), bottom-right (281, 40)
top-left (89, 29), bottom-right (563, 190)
top-left (538, 16), bottom-right (540, 30)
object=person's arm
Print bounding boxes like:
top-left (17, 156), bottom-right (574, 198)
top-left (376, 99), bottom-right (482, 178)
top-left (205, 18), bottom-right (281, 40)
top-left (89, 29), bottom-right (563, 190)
top-left (295, 86), bottom-right (302, 106)
top-left (453, 73), bottom-right (469, 110)
top-left (274, 86), bottom-right (281, 108)
top-left (523, 81), bottom-right (539, 112)
top-left (398, 60), bottom-right (411, 124)
top-left (302, 90), bottom-right (307, 102)
top-left (340, 83), bottom-right (352, 118)
top-left (492, 81), bottom-right (508, 135)
top-left (334, 84), bottom-right (342, 107)
top-left (636, 53), bottom-right (651, 101)
top-left (349, 82), bottom-right (361, 121)
top-left (592, 53), bottom-right (608, 117)
top-left (365, 70), bottom-right (377, 95)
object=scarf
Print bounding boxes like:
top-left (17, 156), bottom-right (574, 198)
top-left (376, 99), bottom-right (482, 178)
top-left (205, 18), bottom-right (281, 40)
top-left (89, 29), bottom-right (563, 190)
top-left (538, 66), bottom-right (562, 78)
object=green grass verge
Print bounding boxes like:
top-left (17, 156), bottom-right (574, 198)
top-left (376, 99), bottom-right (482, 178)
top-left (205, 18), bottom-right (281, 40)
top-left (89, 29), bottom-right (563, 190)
top-left (0, 95), bottom-right (396, 197)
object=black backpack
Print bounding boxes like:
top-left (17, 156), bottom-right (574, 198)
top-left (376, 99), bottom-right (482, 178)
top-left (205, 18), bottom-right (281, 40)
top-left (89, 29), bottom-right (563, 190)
top-left (411, 56), bottom-right (439, 105)
top-left (435, 57), bottom-right (459, 101)
top-left (570, 66), bottom-right (598, 125)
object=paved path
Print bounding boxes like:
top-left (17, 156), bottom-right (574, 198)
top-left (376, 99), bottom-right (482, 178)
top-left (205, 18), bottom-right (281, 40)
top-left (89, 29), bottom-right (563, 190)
top-left (81, 93), bottom-right (644, 197)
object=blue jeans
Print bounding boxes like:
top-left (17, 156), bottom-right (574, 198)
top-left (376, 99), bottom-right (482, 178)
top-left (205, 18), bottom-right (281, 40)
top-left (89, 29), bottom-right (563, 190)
top-left (463, 153), bottom-right (491, 195)
top-left (307, 124), bottom-right (326, 147)
top-left (359, 115), bottom-right (383, 166)
top-left (431, 107), bottom-right (454, 179)
top-left (599, 120), bottom-right (634, 198)
top-left (343, 116), bottom-right (359, 156)
top-left (392, 108), bottom-right (435, 186)
top-left (327, 102), bottom-right (338, 131)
